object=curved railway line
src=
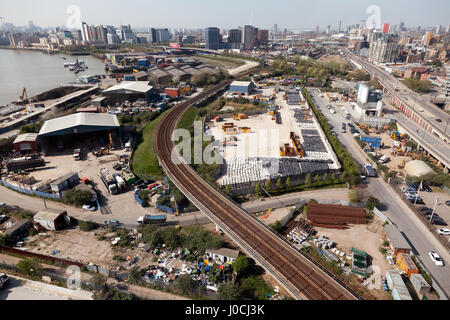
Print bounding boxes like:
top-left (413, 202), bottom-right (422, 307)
top-left (154, 76), bottom-right (362, 300)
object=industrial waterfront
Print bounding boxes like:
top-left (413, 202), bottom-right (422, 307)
top-left (0, 48), bottom-right (105, 106)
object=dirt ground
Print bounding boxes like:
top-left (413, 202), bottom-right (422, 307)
top-left (257, 207), bottom-right (291, 225)
top-left (315, 217), bottom-right (391, 276)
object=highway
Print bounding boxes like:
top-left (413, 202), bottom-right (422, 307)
top-left (153, 78), bottom-right (360, 300)
top-left (309, 88), bottom-right (450, 299)
top-left (347, 53), bottom-right (450, 139)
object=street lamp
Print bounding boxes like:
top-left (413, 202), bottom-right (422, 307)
top-left (429, 196), bottom-right (440, 223)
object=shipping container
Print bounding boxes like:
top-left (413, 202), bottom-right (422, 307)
top-left (385, 270), bottom-right (404, 290)
top-left (392, 286), bottom-right (413, 300)
top-left (396, 253), bottom-right (419, 278)
top-left (410, 273), bottom-right (431, 296)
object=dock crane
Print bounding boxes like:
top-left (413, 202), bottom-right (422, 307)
top-left (17, 87), bottom-right (29, 104)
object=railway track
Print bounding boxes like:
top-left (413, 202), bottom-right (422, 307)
top-left (154, 76), bottom-right (362, 300)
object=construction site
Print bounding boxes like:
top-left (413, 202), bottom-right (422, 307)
top-left (205, 86), bottom-right (341, 192)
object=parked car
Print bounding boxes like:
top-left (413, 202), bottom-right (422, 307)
top-left (436, 229), bottom-right (450, 236)
top-left (0, 203), bottom-right (5, 207)
top-left (0, 215), bottom-right (8, 223)
top-left (82, 205), bottom-right (97, 212)
top-left (105, 220), bottom-right (122, 226)
top-left (445, 200), bottom-right (450, 207)
top-left (431, 218), bottom-right (447, 226)
top-left (428, 251), bottom-right (444, 267)
top-left (406, 196), bottom-right (424, 204)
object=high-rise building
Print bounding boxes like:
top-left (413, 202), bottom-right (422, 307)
top-left (257, 30), bottom-right (269, 47)
top-left (107, 32), bottom-right (121, 44)
top-left (326, 25), bottom-right (331, 35)
top-left (121, 25), bottom-right (134, 43)
top-left (204, 27), bottom-right (221, 50)
top-left (274, 24), bottom-right (278, 34)
top-left (399, 22), bottom-right (406, 32)
top-left (446, 25), bottom-right (450, 33)
top-left (422, 32), bottom-right (433, 46)
top-left (242, 25), bottom-right (258, 50)
top-left (436, 25), bottom-right (442, 34)
top-left (382, 23), bottom-right (390, 34)
top-left (369, 33), bottom-right (400, 63)
top-left (338, 21), bottom-right (342, 33)
top-left (228, 29), bottom-right (242, 44)
top-left (316, 25), bottom-right (319, 34)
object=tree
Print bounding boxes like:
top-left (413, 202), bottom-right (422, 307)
top-left (128, 266), bottom-right (141, 284)
top-left (331, 173), bottom-right (336, 182)
top-left (265, 180), bottom-right (271, 193)
top-left (175, 274), bottom-right (195, 295)
top-left (17, 259), bottom-right (41, 276)
top-left (232, 255), bottom-right (249, 275)
top-left (276, 178), bottom-right (283, 191)
top-left (224, 184), bottom-right (232, 197)
top-left (366, 196), bottom-right (381, 210)
top-left (255, 182), bottom-right (261, 197)
top-left (322, 173), bottom-right (328, 182)
top-left (285, 177), bottom-right (291, 189)
top-left (79, 220), bottom-right (97, 232)
top-left (90, 273), bottom-right (107, 297)
top-left (218, 282), bottom-right (241, 300)
top-left (305, 173), bottom-right (312, 186)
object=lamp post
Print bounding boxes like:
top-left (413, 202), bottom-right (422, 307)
top-left (429, 196), bottom-right (440, 223)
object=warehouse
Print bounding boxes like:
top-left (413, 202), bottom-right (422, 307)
top-left (148, 67), bottom-right (172, 86)
top-left (13, 133), bottom-right (40, 154)
top-left (229, 81), bottom-right (255, 95)
top-left (102, 81), bottom-right (155, 103)
top-left (38, 113), bottom-right (121, 154)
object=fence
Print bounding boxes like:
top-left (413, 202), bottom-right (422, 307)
top-left (0, 245), bottom-right (83, 268)
top-left (134, 191), bottom-right (145, 207)
top-left (373, 207), bottom-right (390, 224)
top-left (156, 204), bottom-right (175, 214)
top-left (0, 179), bottom-right (62, 200)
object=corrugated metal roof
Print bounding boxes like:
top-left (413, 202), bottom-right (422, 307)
top-left (206, 248), bottom-right (239, 259)
top-left (13, 133), bottom-right (38, 144)
top-left (384, 224), bottom-right (412, 250)
top-left (34, 208), bottom-right (66, 222)
top-left (38, 113), bottom-right (119, 137)
top-left (103, 81), bottom-right (153, 94)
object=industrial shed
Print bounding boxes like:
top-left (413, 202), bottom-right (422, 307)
top-left (38, 113), bottom-right (121, 154)
top-left (382, 224), bottom-right (412, 255)
top-left (33, 209), bottom-right (70, 231)
top-left (405, 160), bottom-right (436, 178)
top-left (102, 81), bottom-right (154, 103)
top-left (13, 133), bottom-right (40, 154)
top-left (306, 203), bottom-right (367, 229)
top-left (148, 67), bottom-right (172, 86)
top-left (229, 81), bottom-right (255, 95)
top-left (206, 248), bottom-right (239, 263)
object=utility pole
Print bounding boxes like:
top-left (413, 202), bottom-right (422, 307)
top-left (429, 196), bottom-right (440, 223)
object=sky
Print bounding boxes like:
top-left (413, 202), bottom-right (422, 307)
top-left (1, 0), bottom-right (449, 30)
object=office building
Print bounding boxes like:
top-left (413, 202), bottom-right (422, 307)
top-left (228, 29), bottom-right (242, 44)
top-left (274, 24), bottom-right (278, 34)
top-left (242, 25), bottom-right (258, 51)
top-left (382, 23), bottom-right (390, 34)
top-left (204, 27), bottom-right (221, 50)
top-left (422, 32), bottom-right (433, 46)
top-left (436, 25), bottom-right (442, 34)
top-left (257, 29), bottom-right (269, 47)
top-left (369, 33), bottom-right (400, 63)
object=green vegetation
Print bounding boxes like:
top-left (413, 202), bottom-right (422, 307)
top-left (17, 259), bottom-right (42, 276)
top-left (218, 282), bottom-right (241, 300)
top-left (403, 78), bottom-right (432, 93)
top-left (346, 69), bottom-right (371, 81)
top-left (19, 121), bottom-right (43, 134)
top-left (303, 87), bottom-right (361, 185)
top-left (79, 220), bottom-right (98, 232)
top-left (131, 112), bottom-right (166, 180)
top-left (118, 112), bottom-right (161, 130)
top-left (195, 54), bottom-right (245, 67)
top-left (140, 225), bottom-right (224, 254)
top-left (63, 189), bottom-right (92, 206)
top-left (177, 107), bottom-right (199, 130)
top-left (191, 70), bottom-right (230, 87)
top-left (232, 255), bottom-right (250, 275)
top-left (269, 221), bottom-right (283, 234)
top-left (0, 137), bottom-right (14, 156)
top-left (239, 275), bottom-right (273, 300)
top-left (366, 196), bottom-right (381, 210)
top-left (175, 274), bottom-right (196, 295)
top-left (137, 189), bottom-right (151, 207)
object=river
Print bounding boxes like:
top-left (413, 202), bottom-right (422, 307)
top-left (0, 48), bottom-right (106, 106)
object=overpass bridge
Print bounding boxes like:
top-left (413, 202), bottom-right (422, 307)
top-left (347, 54), bottom-right (450, 171)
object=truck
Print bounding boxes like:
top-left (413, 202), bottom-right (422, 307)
top-left (100, 168), bottom-right (118, 195)
top-left (113, 173), bottom-right (127, 193)
top-left (137, 214), bottom-right (167, 225)
top-left (364, 164), bottom-right (377, 177)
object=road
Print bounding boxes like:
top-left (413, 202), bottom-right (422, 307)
top-left (309, 88), bottom-right (450, 298)
top-left (347, 53), bottom-right (450, 138)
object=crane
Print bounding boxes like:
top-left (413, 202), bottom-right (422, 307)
top-left (18, 87), bottom-right (28, 104)
top-left (244, 34), bottom-right (258, 53)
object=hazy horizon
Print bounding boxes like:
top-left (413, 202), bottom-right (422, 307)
top-left (1, 0), bottom-right (449, 30)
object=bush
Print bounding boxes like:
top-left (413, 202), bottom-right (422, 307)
top-left (79, 220), bottom-right (97, 232)
top-left (218, 282), bottom-right (241, 300)
top-left (175, 274), bottom-right (195, 294)
top-left (17, 259), bottom-right (42, 276)
top-left (63, 189), bottom-right (93, 206)
top-left (232, 255), bottom-right (250, 275)
top-left (366, 196), bottom-right (381, 210)
top-left (269, 221), bottom-right (283, 234)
